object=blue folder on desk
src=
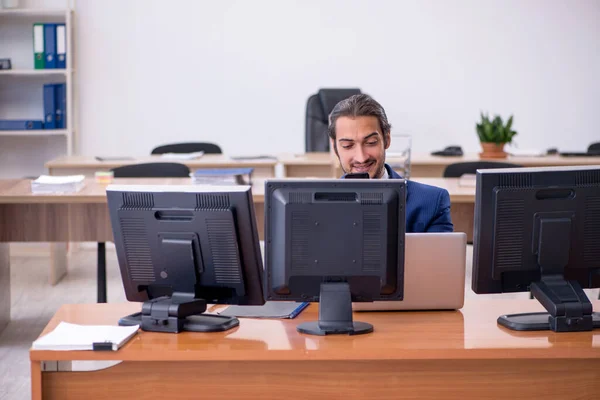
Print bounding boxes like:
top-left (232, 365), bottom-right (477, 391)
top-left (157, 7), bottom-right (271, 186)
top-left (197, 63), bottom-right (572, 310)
top-left (217, 302), bottom-right (309, 319)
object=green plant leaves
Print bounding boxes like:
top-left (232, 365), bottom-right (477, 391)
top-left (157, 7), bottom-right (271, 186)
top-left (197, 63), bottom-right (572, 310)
top-left (476, 112), bottom-right (518, 144)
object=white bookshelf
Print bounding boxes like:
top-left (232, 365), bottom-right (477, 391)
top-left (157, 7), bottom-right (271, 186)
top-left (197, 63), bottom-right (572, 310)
top-left (0, 8), bottom-right (66, 17)
top-left (0, 1), bottom-right (76, 178)
top-left (0, 68), bottom-right (70, 76)
top-left (0, 129), bottom-right (68, 136)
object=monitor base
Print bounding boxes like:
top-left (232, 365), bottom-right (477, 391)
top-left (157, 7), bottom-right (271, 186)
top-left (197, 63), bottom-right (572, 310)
top-left (498, 277), bottom-right (600, 332)
top-left (119, 311), bottom-right (239, 333)
top-left (296, 282), bottom-right (373, 336)
top-left (498, 312), bottom-right (600, 331)
top-left (119, 292), bottom-right (239, 333)
top-left (297, 321), bottom-right (373, 336)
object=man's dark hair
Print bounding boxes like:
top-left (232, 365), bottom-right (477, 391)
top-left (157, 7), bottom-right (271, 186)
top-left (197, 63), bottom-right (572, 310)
top-left (327, 94), bottom-right (392, 148)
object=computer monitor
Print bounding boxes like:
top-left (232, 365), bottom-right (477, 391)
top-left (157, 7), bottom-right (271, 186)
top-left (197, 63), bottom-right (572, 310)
top-left (264, 179), bottom-right (406, 336)
top-left (472, 166), bottom-right (600, 332)
top-left (106, 184), bottom-right (265, 333)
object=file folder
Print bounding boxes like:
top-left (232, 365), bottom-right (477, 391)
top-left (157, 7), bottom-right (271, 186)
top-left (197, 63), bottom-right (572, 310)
top-left (218, 302), bottom-right (309, 319)
top-left (33, 23), bottom-right (45, 69)
top-left (54, 83), bottom-right (66, 129)
top-left (43, 84), bottom-right (57, 129)
top-left (0, 120), bottom-right (44, 130)
top-left (44, 23), bottom-right (57, 69)
top-left (56, 24), bottom-right (66, 69)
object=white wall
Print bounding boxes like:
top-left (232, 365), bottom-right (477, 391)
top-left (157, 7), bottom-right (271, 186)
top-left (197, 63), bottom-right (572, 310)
top-left (74, 0), bottom-right (600, 157)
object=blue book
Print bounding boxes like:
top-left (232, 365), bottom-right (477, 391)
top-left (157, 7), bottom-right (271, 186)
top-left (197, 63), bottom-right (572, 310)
top-left (0, 120), bottom-right (44, 130)
top-left (54, 83), bottom-right (66, 129)
top-left (43, 84), bottom-right (57, 129)
top-left (44, 23), bottom-right (57, 69)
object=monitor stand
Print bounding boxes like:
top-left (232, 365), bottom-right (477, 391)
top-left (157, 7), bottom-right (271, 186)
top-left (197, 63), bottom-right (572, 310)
top-left (498, 278), bottom-right (600, 332)
top-left (497, 217), bottom-right (600, 332)
top-left (297, 282), bottom-right (373, 336)
top-left (119, 292), bottom-right (239, 333)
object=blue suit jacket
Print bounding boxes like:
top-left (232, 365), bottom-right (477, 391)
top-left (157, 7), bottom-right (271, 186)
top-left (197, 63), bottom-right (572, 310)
top-left (342, 164), bottom-right (454, 233)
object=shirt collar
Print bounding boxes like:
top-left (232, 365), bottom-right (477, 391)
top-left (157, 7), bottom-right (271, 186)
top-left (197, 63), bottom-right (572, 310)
top-left (380, 167), bottom-right (389, 179)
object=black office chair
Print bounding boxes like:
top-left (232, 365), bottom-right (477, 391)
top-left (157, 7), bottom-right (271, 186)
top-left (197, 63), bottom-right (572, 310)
top-left (151, 142), bottom-right (222, 155)
top-left (443, 161), bottom-right (522, 178)
top-left (93, 162), bottom-right (191, 304)
top-left (588, 142), bottom-right (600, 154)
top-left (305, 88), bottom-right (362, 152)
top-left (111, 162), bottom-right (191, 178)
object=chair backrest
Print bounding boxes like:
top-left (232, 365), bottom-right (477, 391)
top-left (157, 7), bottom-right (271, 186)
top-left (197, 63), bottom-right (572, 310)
top-left (443, 161), bottom-right (522, 178)
top-left (588, 142), bottom-right (600, 154)
top-left (305, 88), bottom-right (362, 152)
top-left (151, 142), bottom-right (222, 155)
top-left (111, 162), bottom-right (190, 178)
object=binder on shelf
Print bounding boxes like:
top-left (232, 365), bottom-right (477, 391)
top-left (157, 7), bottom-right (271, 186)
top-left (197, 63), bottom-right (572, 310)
top-left (56, 24), bottom-right (66, 69)
top-left (43, 84), bottom-right (57, 129)
top-left (54, 83), bottom-right (66, 129)
top-left (44, 23), bottom-right (57, 69)
top-left (0, 120), bottom-right (44, 130)
top-left (33, 23), bottom-right (45, 69)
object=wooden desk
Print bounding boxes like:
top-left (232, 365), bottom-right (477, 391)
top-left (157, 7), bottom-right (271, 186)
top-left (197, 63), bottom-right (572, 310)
top-left (415, 177), bottom-right (475, 241)
top-left (279, 152), bottom-right (600, 178)
top-left (0, 177), bottom-right (474, 333)
top-left (278, 152), bottom-right (338, 177)
top-left (46, 155), bottom-right (278, 179)
top-left (410, 153), bottom-right (600, 177)
top-left (31, 300), bottom-right (600, 400)
top-left (0, 178), bottom-right (265, 332)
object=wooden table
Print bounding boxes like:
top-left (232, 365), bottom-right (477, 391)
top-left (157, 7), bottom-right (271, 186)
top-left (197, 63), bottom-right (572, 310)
top-left (0, 178), bottom-right (265, 333)
top-left (279, 152), bottom-right (600, 178)
top-left (420, 177), bottom-right (476, 241)
top-left (408, 153), bottom-right (600, 177)
top-left (46, 155), bottom-right (278, 179)
top-left (278, 152), bottom-right (338, 177)
top-left (30, 299), bottom-right (600, 400)
top-left (0, 177), bottom-right (474, 333)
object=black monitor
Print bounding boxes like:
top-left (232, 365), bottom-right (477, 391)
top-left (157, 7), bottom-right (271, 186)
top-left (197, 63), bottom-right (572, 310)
top-left (472, 166), bottom-right (600, 332)
top-left (264, 179), bottom-right (405, 336)
top-left (106, 184), bottom-right (264, 333)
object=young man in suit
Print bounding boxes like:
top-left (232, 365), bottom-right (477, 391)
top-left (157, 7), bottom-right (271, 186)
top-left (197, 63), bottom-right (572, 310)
top-left (328, 94), bottom-right (453, 233)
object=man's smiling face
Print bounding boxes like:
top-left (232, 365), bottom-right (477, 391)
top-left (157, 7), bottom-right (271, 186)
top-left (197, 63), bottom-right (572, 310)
top-left (332, 115), bottom-right (390, 179)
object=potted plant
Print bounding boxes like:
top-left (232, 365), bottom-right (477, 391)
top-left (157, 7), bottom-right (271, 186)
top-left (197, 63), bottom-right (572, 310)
top-left (476, 113), bottom-right (517, 158)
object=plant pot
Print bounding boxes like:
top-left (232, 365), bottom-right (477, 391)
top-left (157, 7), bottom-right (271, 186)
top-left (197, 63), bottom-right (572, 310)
top-left (479, 142), bottom-right (507, 159)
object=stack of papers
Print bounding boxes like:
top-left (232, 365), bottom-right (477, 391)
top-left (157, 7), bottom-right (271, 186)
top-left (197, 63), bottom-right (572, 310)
top-left (230, 155), bottom-right (276, 161)
top-left (191, 168), bottom-right (254, 185)
top-left (458, 173), bottom-right (476, 187)
top-left (31, 175), bottom-right (85, 194)
top-left (159, 151), bottom-right (204, 160)
top-left (505, 147), bottom-right (545, 157)
top-left (32, 322), bottom-right (139, 351)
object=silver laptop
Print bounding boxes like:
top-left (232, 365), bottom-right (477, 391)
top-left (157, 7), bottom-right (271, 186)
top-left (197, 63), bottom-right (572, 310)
top-left (353, 232), bottom-right (466, 311)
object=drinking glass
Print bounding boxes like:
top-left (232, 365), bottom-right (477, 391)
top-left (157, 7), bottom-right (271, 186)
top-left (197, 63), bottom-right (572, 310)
top-left (387, 134), bottom-right (412, 179)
